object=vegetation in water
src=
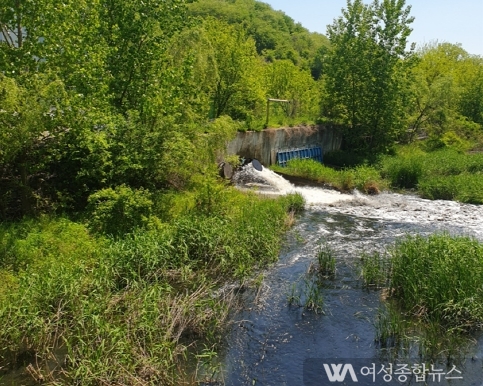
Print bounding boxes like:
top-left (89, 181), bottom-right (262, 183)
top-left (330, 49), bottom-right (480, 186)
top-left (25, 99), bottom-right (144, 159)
top-left (287, 241), bottom-right (339, 313)
top-left (362, 233), bottom-right (483, 362)
top-left (313, 242), bottom-right (337, 278)
top-left (359, 251), bottom-right (390, 289)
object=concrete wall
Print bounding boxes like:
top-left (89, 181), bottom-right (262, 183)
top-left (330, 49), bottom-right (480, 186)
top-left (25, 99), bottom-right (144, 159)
top-left (226, 124), bottom-right (342, 166)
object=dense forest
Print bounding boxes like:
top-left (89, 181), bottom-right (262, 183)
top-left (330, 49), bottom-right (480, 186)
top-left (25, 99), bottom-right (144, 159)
top-left (1, 0), bottom-right (482, 218)
top-left (1, 0), bottom-right (483, 384)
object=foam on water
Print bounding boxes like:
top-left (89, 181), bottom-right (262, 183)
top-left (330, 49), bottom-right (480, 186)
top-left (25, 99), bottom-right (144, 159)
top-left (233, 163), bottom-right (353, 205)
top-left (234, 163), bottom-right (483, 239)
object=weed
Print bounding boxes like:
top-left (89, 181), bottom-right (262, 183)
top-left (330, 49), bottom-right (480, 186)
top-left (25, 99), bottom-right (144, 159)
top-left (314, 242), bottom-right (336, 278)
top-left (287, 277), bottom-right (324, 314)
top-left (0, 185), bottom-right (300, 385)
top-left (303, 279), bottom-right (324, 313)
top-left (359, 251), bottom-right (390, 289)
top-left (389, 233), bottom-right (483, 331)
top-left (374, 303), bottom-right (408, 350)
top-left (272, 159), bottom-right (385, 194)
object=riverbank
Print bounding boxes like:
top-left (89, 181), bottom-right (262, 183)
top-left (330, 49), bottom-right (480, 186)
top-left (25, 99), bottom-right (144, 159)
top-left (271, 145), bottom-right (483, 204)
top-left (0, 186), bottom-right (304, 385)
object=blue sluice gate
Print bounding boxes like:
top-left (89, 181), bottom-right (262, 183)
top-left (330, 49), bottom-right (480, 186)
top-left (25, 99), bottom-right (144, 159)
top-left (276, 146), bottom-right (323, 167)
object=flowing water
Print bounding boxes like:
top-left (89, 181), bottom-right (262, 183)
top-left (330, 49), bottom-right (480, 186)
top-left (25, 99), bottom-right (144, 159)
top-left (215, 164), bottom-right (483, 386)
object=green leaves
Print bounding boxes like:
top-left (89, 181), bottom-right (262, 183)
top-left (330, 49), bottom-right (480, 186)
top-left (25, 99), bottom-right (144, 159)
top-left (324, 0), bottom-right (415, 154)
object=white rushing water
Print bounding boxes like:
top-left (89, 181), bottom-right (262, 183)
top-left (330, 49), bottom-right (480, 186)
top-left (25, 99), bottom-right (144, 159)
top-left (234, 163), bottom-right (483, 240)
top-left (233, 163), bottom-right (353, 205)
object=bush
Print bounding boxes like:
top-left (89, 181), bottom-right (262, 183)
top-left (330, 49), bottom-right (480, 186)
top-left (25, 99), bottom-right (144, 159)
top-left (280, 192), bottom-right (305, 214)
top-left (380, 155), bottom-right (423, 189)
top-left (418, 176), bottom-right (458, 201)
top-left (87, 185), bottom-right (154, 237)
top-left (323, 150), bottom-right (370, 167)
top-left (273, 159), bottom-right (385, 194)
top-left (350, 165), bottom-right (386, 194)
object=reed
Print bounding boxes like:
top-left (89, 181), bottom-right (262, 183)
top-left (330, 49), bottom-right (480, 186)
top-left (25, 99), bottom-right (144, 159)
top-left (389, 233), bottom-right (483, 331)
top-left (359, 251), bottom-right (390, 289)
top-left (314, 242), bottom-right (336, 278)
top-left (287, 277), bottom-right (324, 314)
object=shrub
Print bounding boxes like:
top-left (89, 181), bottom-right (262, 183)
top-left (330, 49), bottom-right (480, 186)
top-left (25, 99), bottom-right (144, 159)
top-left (323, 150), bottom-right (370, 167)
top-left (419, 174), bottom-right (483, 204)
top-left (380, 155), bottom-right (423, 189)
top-left (274, 159), bottom-right (384, 194)
top-left (350, 165), bottom-right (386, 194)
top-left (280, 192), bottom-right (305, 214)
top-left (87, 185), bottom-right (154, 237)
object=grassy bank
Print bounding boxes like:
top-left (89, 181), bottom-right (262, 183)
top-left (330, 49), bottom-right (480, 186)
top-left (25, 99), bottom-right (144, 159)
top-left (380, 147), bottom-right (483, 204)
top-left (271, 158), bottom-right (386, 194)
top-left (273, 145), bottom-right (483, 204)
top-left (0, 186), bottom-right (304, 385)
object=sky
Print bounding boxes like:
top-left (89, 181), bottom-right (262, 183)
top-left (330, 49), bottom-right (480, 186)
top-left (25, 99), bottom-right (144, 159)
top-left (261, 0), bottom-right (483, 56)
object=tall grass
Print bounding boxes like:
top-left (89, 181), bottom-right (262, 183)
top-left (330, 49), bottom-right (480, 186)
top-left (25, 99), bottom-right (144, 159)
top-left (366, 233), bottom-right (483, 362)
top-left (314, 242), bottom-right (336, 278)
top-left (379, 147), bottom-right (483, 203)
top-left (272, 158), bottom-right (386, 194)
top-left (379, 149), bottom-right (424, 189)
top-left (359, 251), bottom-right (390, 289)
top-left (0, 187), bottom-right (303, 384)
top-left (389, 233), bottom-right (483, 331)
top-left (273, 146), bottom-right (483, 203)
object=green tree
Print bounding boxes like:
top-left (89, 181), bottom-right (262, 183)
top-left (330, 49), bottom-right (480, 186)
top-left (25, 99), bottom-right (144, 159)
top-left (263, 60), bottom-right (320, 121)
top-left (0, 0), bottom-right (109, 98)
top-left (99, 0), bottom-right (191, 115)
top-left (407, 43), bottom-right (483, 144)
top-left (324, 0), bottom-right (415, 153)
top-left (200, 19), bottom-right (264, 121)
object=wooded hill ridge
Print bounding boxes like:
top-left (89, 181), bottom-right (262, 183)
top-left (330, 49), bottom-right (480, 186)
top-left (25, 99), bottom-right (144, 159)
top-left (1, 0), bottom-right (482, 220)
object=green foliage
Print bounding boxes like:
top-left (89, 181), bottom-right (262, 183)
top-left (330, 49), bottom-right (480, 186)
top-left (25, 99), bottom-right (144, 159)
top-left (360, 251), bottom-right (390, 289)
top-left (323, 0), bottom-right (415, 154)
top-left (279, 192), bottom-right (305, 214)
top-left (379, 149), bottom-right (424, 189)
top-left (99, 0), bottom-right (192, 113)
top-left (0, 74), bottom-right (115, 217)
top-left (273, 158), bottom-right (339, 183)
top-left (0, 186), bottom-right (298, 383)
top-left (287, 277), bottom-right (324, 314)
top-left (187, 0), bottom-right (329, 70)
top-left (263, 60), bottom-right (321, 125)
top-left (0, 217), bottom-right (100, 274)
top-left (273, 159), bottom-right (385, 194)
top-left (315, 243), bottom-right (336, 278)
top-left (389, 234), bottom-right (483, 331)
top-left (419, 174), bottom-right (483, 204)
top-left (407, 43), bottom-right (483, 145)
top-left (87, 186), bottom-right (154, 237)
top-left (379, 147), bottom-right (483, 201)
top-left (323, 150), bottom-right (372, 168)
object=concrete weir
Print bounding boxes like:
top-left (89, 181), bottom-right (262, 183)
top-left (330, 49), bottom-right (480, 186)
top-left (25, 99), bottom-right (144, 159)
top-left (226, 124), bottom-right (342, 166)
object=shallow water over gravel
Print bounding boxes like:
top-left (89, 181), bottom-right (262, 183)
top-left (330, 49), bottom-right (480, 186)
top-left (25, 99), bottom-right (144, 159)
top-left (218, 165), bottom-right (483, 386)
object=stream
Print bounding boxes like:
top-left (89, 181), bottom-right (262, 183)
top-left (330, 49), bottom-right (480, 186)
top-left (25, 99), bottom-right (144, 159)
top-left (215, 165), bottom-right (483, 386)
